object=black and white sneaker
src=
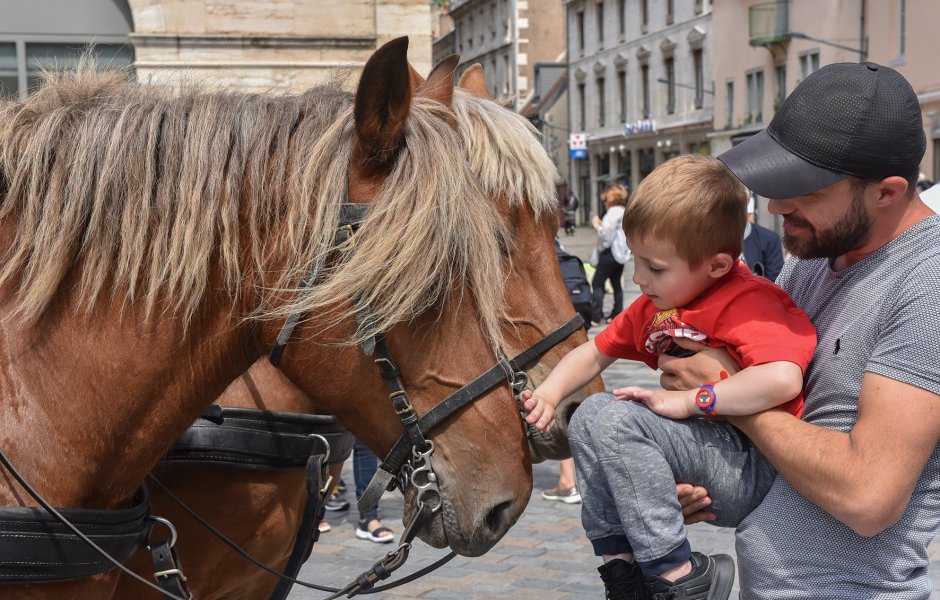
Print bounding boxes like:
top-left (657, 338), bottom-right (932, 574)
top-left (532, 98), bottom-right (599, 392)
top-left (597, 559), bottom-right (650, 600)
top-left (645, 552), bottom-right (734, 600)
top-left (323, 491), bottom-right (350, 512)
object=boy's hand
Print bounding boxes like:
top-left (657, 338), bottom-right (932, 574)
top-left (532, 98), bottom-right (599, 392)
top-left (520, 390), bottom-right (556, 431)
top-left (613, 386), bottom-right (696, 419)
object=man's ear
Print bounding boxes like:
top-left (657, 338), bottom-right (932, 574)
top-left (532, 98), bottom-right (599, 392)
top-left (875, 175), bottom-right (912, 207)
top-left (708, 253), bottom-right (736, 279)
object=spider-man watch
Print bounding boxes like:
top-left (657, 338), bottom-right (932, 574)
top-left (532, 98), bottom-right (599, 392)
top-left (695, 382), bottom-right (717, 414)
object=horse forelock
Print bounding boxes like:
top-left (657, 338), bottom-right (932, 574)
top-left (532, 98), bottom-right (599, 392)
top-left (0, 67), bottom-right (558, 352)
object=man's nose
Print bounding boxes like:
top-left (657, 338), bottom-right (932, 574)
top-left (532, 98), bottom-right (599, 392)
top-left (768, 198), bottom-right (791, 215)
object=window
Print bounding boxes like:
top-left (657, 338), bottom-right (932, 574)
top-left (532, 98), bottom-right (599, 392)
top-left (618, 69), bottom-right (627, 123)
top-left (578, 82), bottom-right (586, 130)
top-left (799, 50), bottom-right (820, 80)
top-left (503, 54), bottom-right (510, 95)
top-left (746, 69), bottom-right (764, 124)
top-left (597, 2), bottom-right (605, 45)
top-left (641, 64), bottom-right (650, 119)
top-left (774, 63), bottom-right (786, 110)
top-left (468, 15), bottom-right (474, 50)
top-left (618, 0), bottom-right (626, 36)
top-left (725, 80), bottom-right (734, 128)
top-left (576, 11), bottom-right (585, 52)
top-left (618, 151), bottom-right (631, 186)
top-left (0, 43), bottom-right (17, 98)
top-left (664, 57), bottom-right (675, 115)
top-left (25, 43), bottom-right (133, 94)
top-left (694, 0), bottom-right (703, 14)
top-left (479, 8), bottom-right (485, 45)
top-left (491, 58), bottom-right (498, 96)
top-left (666, 0), bottom-right (674, 24)
top-left (597, 76), bottom-right (606, 127)
top-left (693, 49), bottom-right (704, 109)
top-left (641, 0), bottom-right (649, 30)
top-left (899, 0), bottom-right (906, 56)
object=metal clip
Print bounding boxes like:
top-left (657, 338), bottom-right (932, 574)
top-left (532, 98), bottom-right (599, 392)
top-left (148, 516), bottom-right (178, 549)
top-left (410, 441), bottom-right (442, 512)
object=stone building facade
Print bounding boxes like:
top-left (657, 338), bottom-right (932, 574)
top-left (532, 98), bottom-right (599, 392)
top-left (128, 0), bottom-right (433, 91)
top-left (447, 0), bottom-right (565, 108)
top-left (566, 0), bottom-right (713, 219)
top-left (711, 0), bottom-right (940, 227)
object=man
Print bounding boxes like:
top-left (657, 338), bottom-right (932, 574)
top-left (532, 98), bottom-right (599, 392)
top-left (664, 62), bottom-right (940, 599)
top-left (742, 195), bottom-right (784, 281)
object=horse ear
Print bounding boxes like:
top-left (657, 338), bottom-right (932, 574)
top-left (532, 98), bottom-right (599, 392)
top-left (409, 63), bottom-right (426, 90)
top-left (458, 64), bottom-right (493, 100)
top-left (420, 54), bottom-right (459, 106)
top-left (354, 36), bottom-right (412, 163)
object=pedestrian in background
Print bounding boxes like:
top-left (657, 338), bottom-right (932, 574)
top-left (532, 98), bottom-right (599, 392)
top-left (742, 194), bottom-right (784, 281)
top-left (590, 184), bottom-right (629, 326)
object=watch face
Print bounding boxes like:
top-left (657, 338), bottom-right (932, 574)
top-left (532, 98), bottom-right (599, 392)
top-left (696, 388), bottom-right (715, 411)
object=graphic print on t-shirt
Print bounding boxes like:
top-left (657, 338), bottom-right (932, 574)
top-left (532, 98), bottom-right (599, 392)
top-left (644, 308), bottom-right (708, 355)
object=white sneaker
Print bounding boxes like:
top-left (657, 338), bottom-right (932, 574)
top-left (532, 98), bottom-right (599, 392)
top-left (540, 486), bottom-right (582, 504)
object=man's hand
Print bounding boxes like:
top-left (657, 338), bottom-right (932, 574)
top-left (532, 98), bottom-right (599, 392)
top-left (614, 386), bottom-right (696, 419)
top-left (658, 338), bottom-right (739, 391)
top-left (677, 483), bottom-right (716, 525)
top-left (520, 390), bottom-right (556, 431)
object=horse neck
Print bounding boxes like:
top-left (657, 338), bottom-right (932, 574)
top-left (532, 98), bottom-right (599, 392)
top-left (0, 285), bottom-right (259, 510)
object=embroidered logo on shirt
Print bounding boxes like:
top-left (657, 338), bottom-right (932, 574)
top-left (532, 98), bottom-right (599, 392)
top-left (644, 309), bottom-right (708, 354)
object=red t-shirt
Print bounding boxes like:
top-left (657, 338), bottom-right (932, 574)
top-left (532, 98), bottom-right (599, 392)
top-left (594, 262), bottom-right (816, 417)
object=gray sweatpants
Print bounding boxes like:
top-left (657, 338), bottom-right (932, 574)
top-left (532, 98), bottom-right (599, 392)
top-left (569, 393), bottom-right (776, 576)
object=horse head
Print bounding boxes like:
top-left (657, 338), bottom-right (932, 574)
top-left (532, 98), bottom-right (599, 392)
top-left (261, 38), bottom-right (599, 556)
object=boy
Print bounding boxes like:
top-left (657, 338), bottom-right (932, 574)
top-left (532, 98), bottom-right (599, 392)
top-left (522, 155), bottom-right (816, 600)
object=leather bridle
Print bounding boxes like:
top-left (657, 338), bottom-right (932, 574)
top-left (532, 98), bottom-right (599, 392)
top-left (267, 202), bottom-right (585, 597)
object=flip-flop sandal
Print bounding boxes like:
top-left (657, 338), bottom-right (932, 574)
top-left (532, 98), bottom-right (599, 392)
top-left (317, 520), bottom-right (332, 533)
top-left (355, 522), bottom-right (395, 543)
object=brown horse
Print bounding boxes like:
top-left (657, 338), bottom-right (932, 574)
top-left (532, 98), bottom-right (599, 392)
top-left (0, 37), bottom-right (596, 599)
top-left (114, 58), bottom-right (602, 600)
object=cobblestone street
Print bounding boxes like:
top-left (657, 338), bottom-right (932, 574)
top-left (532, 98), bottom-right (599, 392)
top-left (290, 225), bottom-right (940, 599)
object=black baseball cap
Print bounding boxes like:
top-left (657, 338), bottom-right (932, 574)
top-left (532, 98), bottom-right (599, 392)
top-left (719, 62), bottom-right (926, 199)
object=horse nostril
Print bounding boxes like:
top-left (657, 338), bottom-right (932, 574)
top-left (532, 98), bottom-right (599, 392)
top-left (483, 499), bottom-right (514, 534)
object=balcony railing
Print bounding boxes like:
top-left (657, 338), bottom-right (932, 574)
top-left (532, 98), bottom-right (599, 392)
top-left (749, 1), bottom-right (790, 46)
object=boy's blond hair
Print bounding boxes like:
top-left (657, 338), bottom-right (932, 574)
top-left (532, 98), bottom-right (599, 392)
top-left (623, 154), bottom-right (747, 267)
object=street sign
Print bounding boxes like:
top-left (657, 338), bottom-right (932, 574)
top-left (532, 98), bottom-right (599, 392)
top-left (569, 133), bottom-right (588, 160)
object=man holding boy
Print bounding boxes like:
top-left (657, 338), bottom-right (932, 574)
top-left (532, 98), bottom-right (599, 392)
top-left (662, 63), bottom-right (940, 599)
top-left (522, 153), bottom-right (817, 599)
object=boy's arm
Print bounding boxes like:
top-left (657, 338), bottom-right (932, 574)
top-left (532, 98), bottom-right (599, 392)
top-left (621, 360), bottom-right (803, 418)
top-left (523, 340), bottom-right (616, 430)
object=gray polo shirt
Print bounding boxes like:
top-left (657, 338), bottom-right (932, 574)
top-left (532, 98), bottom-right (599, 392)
top-left (736, 216), bottom-right (940, 599)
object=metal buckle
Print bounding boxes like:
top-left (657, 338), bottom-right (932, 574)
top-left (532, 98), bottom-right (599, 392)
top-left (336, 223), bottom-right (355, 243)
top-left (391, 390), bottom-right (413, 415)
top-left (154, 568), bottom-right (187, 581)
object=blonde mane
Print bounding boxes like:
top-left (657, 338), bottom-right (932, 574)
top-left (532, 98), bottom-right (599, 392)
top-left (0, 68), bottom-right (558, 349)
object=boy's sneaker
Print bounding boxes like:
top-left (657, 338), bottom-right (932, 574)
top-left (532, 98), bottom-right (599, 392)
top-left (540, 485), bottom-right (582, 504)
top-left (597, 559), bottom-right (650, 600)
top-left (645, 552), bottom-right (734, 600)
top-left (323, 491), bottom-right (350, 512)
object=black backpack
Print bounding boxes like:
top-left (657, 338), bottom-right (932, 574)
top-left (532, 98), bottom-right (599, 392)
top-left (554, 240), bottom-right (592, 329)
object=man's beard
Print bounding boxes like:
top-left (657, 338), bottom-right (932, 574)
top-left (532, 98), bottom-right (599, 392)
top-left (783, 188), bottom-right (872, 259)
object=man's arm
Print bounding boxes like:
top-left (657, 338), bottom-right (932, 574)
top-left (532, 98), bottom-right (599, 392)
top-left (731, 373), bottom-right (940, 536)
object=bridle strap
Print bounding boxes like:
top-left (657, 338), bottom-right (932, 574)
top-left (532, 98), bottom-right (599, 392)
top-left (269, 202), bottom-right (372, 367)
top-left (357, 313), bottom-right (584, 514)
